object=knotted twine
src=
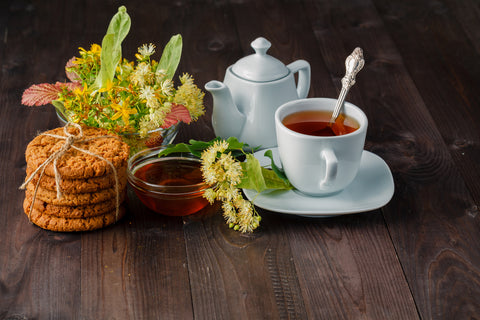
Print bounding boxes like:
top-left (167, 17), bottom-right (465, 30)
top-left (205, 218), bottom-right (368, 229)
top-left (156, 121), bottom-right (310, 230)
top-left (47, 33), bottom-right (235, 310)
top-left (20, 122), bottom-right (122, 222)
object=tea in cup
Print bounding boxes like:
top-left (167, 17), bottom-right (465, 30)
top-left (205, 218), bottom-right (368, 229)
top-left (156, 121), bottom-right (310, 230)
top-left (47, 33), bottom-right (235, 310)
top-left (275, 97), bottom-right (368, 196)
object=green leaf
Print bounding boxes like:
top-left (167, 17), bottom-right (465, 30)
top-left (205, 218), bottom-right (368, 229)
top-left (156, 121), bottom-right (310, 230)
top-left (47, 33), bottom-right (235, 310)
top-left (237, 154), bottom-right (293, 192)
top-left (106, 6), bottom-right (131, 42)
top-left (237, 154), bottom-right (267, 193)
top-left (261, 167), bottom-right (292, 189)
top-left (263, 149), bottom-right (290, 184)
top-left (94, 6), bottom-right (131, 89)
top-left (225, 136), bottom-right (247, 150)
top-left (158, 137), bottom-right (251, 159)
top-left (157, 34), bottom-right (183, 79)
top-left (158, 142), bottom-right (197, 157)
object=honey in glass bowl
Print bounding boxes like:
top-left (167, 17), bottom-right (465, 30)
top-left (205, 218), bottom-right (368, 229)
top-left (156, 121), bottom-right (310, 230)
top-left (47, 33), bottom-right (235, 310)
top-left (127, 147), bottom-right (211, 216)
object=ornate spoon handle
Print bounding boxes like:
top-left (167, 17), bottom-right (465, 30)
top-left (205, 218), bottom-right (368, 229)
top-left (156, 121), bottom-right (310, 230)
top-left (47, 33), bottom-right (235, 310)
top-left (329, 47), bottom-right (365, 124)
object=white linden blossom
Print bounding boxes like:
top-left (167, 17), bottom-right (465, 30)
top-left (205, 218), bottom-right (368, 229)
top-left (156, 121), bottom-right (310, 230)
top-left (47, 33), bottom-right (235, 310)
top-left (131, 62), bottom-right (153, 86)
top-left (139, 86), bottom-right (159, 109)
top-left (200, 139), bottom-right (260, 233)
top-left (160, 79), bottom-right (174, 96)
top-left (155, 68), bottom-right (168, 83)
top-left (138, 43), bottom-right (155, 57)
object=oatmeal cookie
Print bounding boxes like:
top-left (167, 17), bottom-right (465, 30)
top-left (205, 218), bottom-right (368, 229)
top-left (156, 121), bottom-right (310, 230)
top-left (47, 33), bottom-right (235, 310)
top-left (26, 165), bottom-right (127, 194)
top-left (26, 180), bottom-right (127, 206)
top-left (24, 204), bottom-right (126, 232)
top-left (25, 125), bottom-right (129, 179)
top-left (24, 190), bottom-right (125, 218)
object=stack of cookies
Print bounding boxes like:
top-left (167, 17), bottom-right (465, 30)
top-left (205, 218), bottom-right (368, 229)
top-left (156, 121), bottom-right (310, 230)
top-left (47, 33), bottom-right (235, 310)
top-left (22, 125), bottom-right (130, 232)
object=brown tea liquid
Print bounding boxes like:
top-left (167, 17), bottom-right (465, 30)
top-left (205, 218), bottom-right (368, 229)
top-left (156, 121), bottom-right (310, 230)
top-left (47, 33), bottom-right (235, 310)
top-left (282, 110), bottom-right (359, 136)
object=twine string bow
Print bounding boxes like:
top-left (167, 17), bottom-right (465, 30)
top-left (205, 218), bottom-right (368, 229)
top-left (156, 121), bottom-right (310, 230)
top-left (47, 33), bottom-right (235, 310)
top-left (20, 123), bottom-right (121, 222)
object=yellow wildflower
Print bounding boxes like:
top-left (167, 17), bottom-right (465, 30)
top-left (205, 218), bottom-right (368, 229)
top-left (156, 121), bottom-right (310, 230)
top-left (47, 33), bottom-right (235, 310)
top-left (90, 43), bottom-right (101, 54)
top-left (98, 80), bottom-right (114, 93)
top-left (111, 97), bottom-right (137, 125)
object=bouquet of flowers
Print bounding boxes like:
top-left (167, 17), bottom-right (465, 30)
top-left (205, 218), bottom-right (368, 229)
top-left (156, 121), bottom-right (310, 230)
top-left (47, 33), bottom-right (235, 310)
top-left (22, 6), bottom-right (204, 150)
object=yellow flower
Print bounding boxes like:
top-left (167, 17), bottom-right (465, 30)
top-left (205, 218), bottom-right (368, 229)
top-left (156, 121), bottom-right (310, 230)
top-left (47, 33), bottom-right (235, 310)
top-left (98, 80), bottom-right (113, 93)
top-left (90, 43), bottom-right (101, 54)
top-left (111, 97), bottom-right (137, 125)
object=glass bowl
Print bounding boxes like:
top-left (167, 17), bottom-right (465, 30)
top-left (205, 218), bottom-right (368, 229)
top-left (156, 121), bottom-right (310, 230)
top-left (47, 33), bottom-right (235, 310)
top-left (127, 146), bottom-right (211, 216)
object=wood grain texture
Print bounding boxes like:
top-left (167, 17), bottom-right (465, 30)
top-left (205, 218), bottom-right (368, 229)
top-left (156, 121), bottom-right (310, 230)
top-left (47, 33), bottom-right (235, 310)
top-left (286, 213), bottom-right (419, 319)
top-left (372, 0), bottom-right (480, 207)
top-left (80, 191), bottom-right (193, 319)
top-left (1, 1), bottom-right (82, 319)
top-left (1, 0), bottom-right (480, 319)
top-left (304, 0), bottom-right (480, 318)
top-left (184, 209), bottom-right (308, 320)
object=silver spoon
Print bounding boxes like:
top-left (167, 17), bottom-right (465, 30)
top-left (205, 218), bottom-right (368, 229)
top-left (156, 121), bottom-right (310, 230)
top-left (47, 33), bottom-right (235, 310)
top-left (329, 47), bottom-right (365, 125)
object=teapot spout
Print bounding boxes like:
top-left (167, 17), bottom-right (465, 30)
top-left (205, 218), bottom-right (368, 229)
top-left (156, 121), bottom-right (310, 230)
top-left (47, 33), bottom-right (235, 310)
top-left (205, 80), bottom-right (246, 140)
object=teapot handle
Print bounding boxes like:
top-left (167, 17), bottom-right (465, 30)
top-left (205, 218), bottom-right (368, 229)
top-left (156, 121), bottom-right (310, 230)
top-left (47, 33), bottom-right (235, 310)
top-left (287, 60), bottom-right (311, 99)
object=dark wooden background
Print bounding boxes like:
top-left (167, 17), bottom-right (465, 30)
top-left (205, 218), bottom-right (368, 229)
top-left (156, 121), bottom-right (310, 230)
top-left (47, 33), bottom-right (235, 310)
top-left (1, 0), bottom-right (480, 319)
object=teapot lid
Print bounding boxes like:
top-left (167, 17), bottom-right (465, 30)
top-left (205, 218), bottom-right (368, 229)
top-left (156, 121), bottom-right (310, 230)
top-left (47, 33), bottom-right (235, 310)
top-left (231, 37), bottom-right (289, 82)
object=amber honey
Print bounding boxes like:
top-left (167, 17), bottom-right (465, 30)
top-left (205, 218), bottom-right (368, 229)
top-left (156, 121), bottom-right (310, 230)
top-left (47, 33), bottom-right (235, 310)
top-left (131, 157), bottom-right (209, 216)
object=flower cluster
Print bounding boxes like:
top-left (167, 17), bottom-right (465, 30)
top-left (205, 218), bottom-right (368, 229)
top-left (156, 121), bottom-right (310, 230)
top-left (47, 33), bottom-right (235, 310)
top-left (200, 140), bottom-right (261, 233)
top-left (21, 7), bottom-right (204, 139)
top-left (23, 42), bottom-right (204, 137)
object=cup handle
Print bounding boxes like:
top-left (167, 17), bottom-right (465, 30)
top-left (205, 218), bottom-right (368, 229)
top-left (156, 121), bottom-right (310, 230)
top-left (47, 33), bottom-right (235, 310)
top-left (320, 149), bottom-right (337, 187)
top-left (287, 60), bottom-right (311, 99)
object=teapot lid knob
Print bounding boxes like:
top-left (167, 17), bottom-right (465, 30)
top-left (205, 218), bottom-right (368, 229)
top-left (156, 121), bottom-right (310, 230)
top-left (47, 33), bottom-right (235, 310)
top-left (231, 37), bottom-right (289, 82)
top-left (251, 37), bottom-right (271, 56)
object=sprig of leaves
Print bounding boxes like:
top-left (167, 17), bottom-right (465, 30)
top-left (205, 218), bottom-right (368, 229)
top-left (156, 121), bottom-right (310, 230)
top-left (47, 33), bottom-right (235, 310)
top-left (159, 136), bottom-right (250, 159)
top-left (160, 137), bottom-right (293, 193)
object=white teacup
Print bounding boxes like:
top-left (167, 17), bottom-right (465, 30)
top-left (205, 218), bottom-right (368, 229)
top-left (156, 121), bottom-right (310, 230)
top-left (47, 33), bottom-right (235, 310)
top-left (275, 97), bottom-right (368, 196)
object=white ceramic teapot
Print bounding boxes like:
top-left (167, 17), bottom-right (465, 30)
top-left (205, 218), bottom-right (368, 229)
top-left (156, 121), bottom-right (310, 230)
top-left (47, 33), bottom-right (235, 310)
top-left (205, 37), bottom-right (311, 148)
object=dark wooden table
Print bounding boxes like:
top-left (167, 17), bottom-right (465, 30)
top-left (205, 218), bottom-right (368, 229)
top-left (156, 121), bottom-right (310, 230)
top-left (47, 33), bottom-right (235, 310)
top-left (2, 0), bottom-right (480, 319)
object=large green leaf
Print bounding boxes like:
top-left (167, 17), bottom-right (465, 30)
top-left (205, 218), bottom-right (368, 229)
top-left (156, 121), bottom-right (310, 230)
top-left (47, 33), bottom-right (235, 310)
top-left (263, 149), bottom-right (290, 184)
top-left (94, 6), bottom-right (131, 89)
top-left (237, 154), bottom-right (267, 192)
top-left (237, 154), bottom-right (292, 192)
top-left (157, 34), bottom-right (183, 79)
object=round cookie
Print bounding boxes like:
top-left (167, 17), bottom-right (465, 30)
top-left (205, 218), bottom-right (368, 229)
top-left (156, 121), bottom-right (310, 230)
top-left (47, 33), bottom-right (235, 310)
top-left (26, 165), bottom-right (127, 194)
top-left (24, 205), bottom-right (126, 232)
top-left (26, 180), bottom-right (127, 206)
top-left (24, 190), bottom-right (125, 218)
top-left (25, 125), bottom-right (130, 179)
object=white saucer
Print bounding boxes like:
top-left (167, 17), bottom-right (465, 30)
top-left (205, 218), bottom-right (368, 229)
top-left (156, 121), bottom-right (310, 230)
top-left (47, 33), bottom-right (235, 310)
top-left (242, 148), bottom-right (394, 217)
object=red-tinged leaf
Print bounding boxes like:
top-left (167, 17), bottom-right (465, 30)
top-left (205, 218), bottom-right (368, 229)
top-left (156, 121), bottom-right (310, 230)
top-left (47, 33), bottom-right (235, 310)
top-left (21, 83), bottom-right (63, 106)
top-left (65, 57), bottom-right (80, 82)
top-left (57, 81), bottom-right (82, 91)
top-left (161, 103), bottom-right (192, 128)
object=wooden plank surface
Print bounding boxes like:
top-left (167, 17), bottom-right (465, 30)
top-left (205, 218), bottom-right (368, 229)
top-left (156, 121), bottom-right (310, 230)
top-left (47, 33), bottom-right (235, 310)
top-left (0, 0), bottom-right (479, 319)
top-left (304, 0), bottom-right (480, 318)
